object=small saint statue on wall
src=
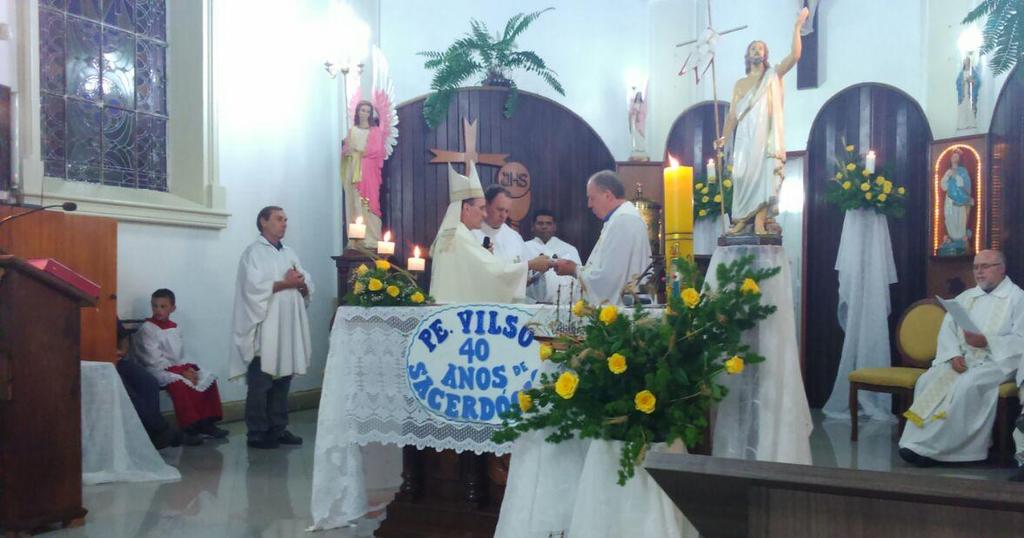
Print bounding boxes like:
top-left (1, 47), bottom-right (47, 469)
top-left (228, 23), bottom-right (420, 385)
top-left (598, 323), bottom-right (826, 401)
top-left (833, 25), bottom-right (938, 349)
top-left (627, 82), bottom-right (649, 161)
top-left (956, 55), bottom-right (980, 131)
top-left (937, 148), bottom-right (974, 256)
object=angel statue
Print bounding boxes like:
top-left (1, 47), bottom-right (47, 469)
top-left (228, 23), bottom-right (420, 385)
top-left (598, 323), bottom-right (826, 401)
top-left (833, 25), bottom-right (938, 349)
top-left (627, 82), bottom-right (649, 161)
top-left (341, 47), bottom-right (399, 247)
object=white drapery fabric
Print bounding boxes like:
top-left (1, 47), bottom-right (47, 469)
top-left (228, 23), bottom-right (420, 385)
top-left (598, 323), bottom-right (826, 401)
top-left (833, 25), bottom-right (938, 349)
top-left (693, 214), bottom-right (729, 256)
top-left (706, 245), bottom-right (812, 464)
top-left (823, 209), bottom-right (899, 421)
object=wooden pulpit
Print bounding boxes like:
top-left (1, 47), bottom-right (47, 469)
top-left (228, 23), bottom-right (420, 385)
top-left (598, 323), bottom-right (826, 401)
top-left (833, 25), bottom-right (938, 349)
top-left (0, 256), bottom-right (97, 532)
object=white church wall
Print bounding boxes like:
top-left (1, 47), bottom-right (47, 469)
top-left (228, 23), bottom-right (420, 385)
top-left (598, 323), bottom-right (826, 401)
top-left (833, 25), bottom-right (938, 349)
top-left (117, 0), bottom-right (343, 402)
top-left (379, 0), bottom-right (650, 162)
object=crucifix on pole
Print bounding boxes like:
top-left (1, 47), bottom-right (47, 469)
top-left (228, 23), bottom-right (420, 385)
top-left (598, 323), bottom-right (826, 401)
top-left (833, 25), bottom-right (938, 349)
top-left (676, 0), bottom-right (746, 232)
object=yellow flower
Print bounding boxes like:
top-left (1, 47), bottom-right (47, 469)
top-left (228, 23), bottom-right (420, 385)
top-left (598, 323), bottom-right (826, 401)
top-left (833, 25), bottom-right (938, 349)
top-left (860, 182), bottom-right (871, 192)
top-left (607, 353), bottom-right (627, 374)
top-left (375, 259), bottom-right (391, 271)
top-left (386, 285), bottom-right (400, 297)
top-left (722, 179), bottom-right (732, 189)
top-left (878, 193), bottom-right (888, 202)
top-left (700, 187), bottom-right (709, 195)
top-left (698, 209), bottom-right (708, 217)
top-left (861, 169), bottom-right (871, 177)
top-left (835, 172), bottom-right (843, 180)
top-left (681, 287), bottom-right (701, 308)
top-left (713, 194), bottom-right (723, 203)
top-left (368, 278), bottom-right (383, 291)
top-left (356, 264), bottom-right (370, 276)
top-left (599, 304), bottom-right (618, 325)
top-left (634, 390), bottom-right (656, 414)
top-left (740, 278), bottom-right (760, 295)
top-left (539, 343), bottom-right (553, 361)
top-left (702, 196), bottom-right (710, 203)
top-left (845, 144), bottom-right (855, 152)
top-left (518, 391), bottom-right (533, 412)
top-left (410, 291), bottom-right (425, 304)
top-left (846, 163), bottom-right (856, 171)
top-left (727, 164), bottom-right (733, 172)
top-left (555, 371), bottom-right (579, 399)
top-left (875, 175), bottom-right (886, 185)
top-left (864, 192), bottom-right (873, 200)
top-left (572, 300), bottom-right (587, 317)
top-left (695, 183), bottom-right (704, 191)
top-left (897, 186), bottom-right (906, 195)
top-left (725, 355), bottom-right (745, 374)
top-left (353, 281), bottom-right (365, 295)
top-left (883, 182), bottom-right (893, 194)
top-left (842, 181), bottom-right (852, 190)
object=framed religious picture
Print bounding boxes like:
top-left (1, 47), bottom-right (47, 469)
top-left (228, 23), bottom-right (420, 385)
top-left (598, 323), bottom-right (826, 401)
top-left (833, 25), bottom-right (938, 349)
top-left (930, 136), bottom-right (987, 258)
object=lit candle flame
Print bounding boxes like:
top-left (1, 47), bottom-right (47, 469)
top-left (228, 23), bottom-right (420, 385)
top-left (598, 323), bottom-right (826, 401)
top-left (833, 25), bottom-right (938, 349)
top-left (707, 158), bottom-right (714, 166)
top-left (355, 215), bottom-right (363, 225)
top-left (413, 245), bottom-right (421, 258)
top-left (383, 230), bottom-right (391, 242)
top-left (668, 154), bottom-right (680, 168)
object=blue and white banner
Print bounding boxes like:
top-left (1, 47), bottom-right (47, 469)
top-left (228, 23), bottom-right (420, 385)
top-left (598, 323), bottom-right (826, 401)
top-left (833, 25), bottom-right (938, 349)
top-left (405, 304), bottom-right (542, 425)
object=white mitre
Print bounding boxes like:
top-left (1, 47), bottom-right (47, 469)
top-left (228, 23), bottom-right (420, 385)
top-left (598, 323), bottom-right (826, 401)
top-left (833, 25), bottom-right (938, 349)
top-left (430, 162), bottom-right (485, 256)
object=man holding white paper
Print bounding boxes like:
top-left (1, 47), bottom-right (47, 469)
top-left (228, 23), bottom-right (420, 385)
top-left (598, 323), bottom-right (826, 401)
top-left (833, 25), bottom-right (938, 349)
top-left (899, 250), bottom-right (1024, 467)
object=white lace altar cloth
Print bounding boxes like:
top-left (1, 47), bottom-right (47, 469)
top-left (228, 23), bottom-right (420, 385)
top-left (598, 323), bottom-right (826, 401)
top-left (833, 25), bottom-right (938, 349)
top-left (309, 305), bottom-right (566, 531)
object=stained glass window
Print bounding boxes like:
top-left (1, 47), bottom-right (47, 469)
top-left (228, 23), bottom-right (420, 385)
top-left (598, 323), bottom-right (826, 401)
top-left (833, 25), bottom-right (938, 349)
top-left (39, 0), bottom-right (167, 191)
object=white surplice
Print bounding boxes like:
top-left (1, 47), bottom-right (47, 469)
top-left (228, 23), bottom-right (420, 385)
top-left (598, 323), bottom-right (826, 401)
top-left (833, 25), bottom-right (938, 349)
top-left (523, 236), bottom-right (582, 303)
top-left (132, 321), bottom-right (216, 391)
top-left (578, 201), bottom-right (652, 306)
top-left (899, 277), bottom-right (1024, 462)
top-left (229, 236), bottom-right (313, 380)
top-left (730, 66), bottom-right (785, 223)
top-left (473, 222), bottom-right (527, 263)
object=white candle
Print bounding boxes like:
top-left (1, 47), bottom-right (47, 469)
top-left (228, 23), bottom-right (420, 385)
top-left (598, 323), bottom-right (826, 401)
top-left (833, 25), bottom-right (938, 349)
top-left (408, 245), bottom-right (425, 272)
top-left (348, 216), bottom-right (366, 240)
top-left (865, 151), bottom-right (876, 174)
top-left (377, 230), bottom-right (395, 255)
top-left (707, 159), bottom-right (716, 181)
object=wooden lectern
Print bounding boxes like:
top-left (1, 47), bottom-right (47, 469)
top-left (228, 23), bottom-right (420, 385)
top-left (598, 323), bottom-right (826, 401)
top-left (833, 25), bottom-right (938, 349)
top-left (0, 256), bottom-right (97, 532)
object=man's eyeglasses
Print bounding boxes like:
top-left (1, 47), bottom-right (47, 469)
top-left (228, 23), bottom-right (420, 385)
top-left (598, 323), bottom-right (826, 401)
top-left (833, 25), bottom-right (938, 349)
top-left (973, 262), bottom-right (1003, 271)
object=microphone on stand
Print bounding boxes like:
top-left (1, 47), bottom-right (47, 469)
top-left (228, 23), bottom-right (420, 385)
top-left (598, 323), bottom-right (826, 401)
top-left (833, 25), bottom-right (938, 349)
top-left (0, 202), bottom-right (77, 228)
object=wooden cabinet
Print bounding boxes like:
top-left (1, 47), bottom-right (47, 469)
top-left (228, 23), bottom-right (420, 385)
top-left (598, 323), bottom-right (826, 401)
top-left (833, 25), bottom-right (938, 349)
top-left (0, 207), bottom-right (117, 361)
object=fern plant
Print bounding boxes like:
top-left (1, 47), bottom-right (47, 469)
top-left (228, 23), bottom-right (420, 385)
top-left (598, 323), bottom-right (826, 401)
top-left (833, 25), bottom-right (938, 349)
top-left (418, 8), bottom-right (565, 128)
top-left (963, 0), bottom-right (1024, 75)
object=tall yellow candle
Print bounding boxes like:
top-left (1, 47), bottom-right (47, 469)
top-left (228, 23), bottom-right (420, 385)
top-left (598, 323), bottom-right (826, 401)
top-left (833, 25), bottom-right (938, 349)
top-left (663, 155), bottom-right (694, 274)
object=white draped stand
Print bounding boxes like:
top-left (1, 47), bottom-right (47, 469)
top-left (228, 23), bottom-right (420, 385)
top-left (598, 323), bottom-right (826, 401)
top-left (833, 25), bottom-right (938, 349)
top-left (694, 215), bottom-right (729, 256)
top-left (706, 245), bottom-right (813, 464)
top-left (823, 209), bottom-right (899, 421)
top-left (81, 361), bottom-right (181, 485)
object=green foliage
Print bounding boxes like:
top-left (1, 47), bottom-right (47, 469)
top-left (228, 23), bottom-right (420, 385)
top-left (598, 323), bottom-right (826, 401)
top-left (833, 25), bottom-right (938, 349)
top-left (825, 143), bottom-right (908, 218)
top-left (694, 171), bottom-right (733, 221)
top-left (963, 0), bottom-right (1024, 76)
top-left (342, 247), bottom-right (432, 307)
top-left (418, 8), bottom-right (565, 128)
top-left (493, 256), bottom-right (779, 485)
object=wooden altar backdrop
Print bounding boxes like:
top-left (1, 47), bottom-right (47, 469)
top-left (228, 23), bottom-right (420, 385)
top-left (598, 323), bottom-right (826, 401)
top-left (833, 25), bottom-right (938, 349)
top-left (991, 63), bottom-right (1024, 283)
top-left (381, 87), bottom-right (616, 289)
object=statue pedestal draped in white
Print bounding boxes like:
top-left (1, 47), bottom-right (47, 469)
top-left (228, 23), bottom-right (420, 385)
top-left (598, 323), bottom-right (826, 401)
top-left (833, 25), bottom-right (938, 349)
top-left (823, 209), bottom-right (899, 421)
top-left (706, 245), bottom-right (813, 464)
top-left (566, 440), bottom-right (697, 538)
top-left (694, 214), bottom-right (729, 256)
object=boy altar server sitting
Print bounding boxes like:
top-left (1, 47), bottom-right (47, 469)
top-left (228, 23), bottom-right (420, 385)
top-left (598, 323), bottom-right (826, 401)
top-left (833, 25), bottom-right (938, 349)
top-left (133, 288), bottom-right (228, 445)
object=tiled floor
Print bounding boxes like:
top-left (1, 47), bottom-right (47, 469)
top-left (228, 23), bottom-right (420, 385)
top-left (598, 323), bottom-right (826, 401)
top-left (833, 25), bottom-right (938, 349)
top-left (45, 409), bottom-right (1017, 537)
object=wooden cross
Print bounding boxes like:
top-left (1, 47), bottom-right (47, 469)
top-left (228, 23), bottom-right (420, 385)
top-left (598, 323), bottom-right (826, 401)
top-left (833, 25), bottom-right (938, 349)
top-left (430, 118), bottom-right (509, 168)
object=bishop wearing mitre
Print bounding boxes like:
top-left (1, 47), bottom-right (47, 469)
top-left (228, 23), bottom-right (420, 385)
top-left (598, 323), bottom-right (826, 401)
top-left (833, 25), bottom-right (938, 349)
top-left (429, 162), bottom-right (552, 303)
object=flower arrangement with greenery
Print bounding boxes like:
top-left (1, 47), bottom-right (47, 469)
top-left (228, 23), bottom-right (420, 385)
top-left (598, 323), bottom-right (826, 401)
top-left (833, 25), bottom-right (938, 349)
top-left (343, 254), bottom-right (432, 307)
top-left (825, 144), bottom-right (908, 218)
top-left (493, 256), bottom-right (779, 485)
top-left (694, 167), bottom-right (733, 221)
top-left (418, 8), bottom-right (565, 128)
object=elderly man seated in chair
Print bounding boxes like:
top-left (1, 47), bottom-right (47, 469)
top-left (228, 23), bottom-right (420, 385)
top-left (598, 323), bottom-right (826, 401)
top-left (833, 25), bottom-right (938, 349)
top-left (898, 250), bottom-right (1024, 469)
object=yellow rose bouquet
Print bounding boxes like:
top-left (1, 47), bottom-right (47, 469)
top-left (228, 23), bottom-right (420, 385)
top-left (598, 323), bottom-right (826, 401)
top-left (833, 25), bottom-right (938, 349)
top-left (693, 169), bottom-right (733, 221)
top-left (493, 255), bottom-right (779, 485)
top-left (343, 249), bottom-right (433, 307)
top-left (825, 142), bottom-right (908, 218)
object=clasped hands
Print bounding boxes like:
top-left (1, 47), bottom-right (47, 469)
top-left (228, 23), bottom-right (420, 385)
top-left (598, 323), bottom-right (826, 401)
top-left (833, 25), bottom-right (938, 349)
top-left (284, 268), bottom-right (309, 297)
top-left (526, 255), bottom-right (577, 276)
top-left (950, 331), bottom-right (989, 373)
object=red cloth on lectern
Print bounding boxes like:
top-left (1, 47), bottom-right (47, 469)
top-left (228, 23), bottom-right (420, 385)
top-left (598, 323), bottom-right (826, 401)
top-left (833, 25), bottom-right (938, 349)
top-left (165, 363), bottom-right (223, 429)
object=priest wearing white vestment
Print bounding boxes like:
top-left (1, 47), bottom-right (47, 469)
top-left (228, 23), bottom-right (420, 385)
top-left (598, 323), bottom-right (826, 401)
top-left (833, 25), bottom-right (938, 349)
top-left (523, 209), bottom-right (582, 303)
top-left (230, 206), bottom-right (313, 449)
top-left (553, 170), bottom-right (652, 306)
top-left (899, 250), bottom-right (1024, 467)
top-left (472, 184), bottom-right (527, 264)
top-left (429, 163), bottom-right (552, 304)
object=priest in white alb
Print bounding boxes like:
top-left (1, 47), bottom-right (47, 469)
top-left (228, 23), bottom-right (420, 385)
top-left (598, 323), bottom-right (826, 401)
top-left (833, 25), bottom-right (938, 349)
top-left (523, 209), bottom-right (582, 303)
top-left (473, 184), bottom-right (527, 263)
top-left (229, 205), bottom-right (313, 449)
top-left (429, 162), bottom-right (552, 303)
top-left (553, 170), bottom-right (653, 306)
top-left (899, 250), bottom-right (1024, 466)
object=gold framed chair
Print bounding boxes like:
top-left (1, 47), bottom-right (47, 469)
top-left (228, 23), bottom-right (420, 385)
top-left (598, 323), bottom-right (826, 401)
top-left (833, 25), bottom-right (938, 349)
top-left (848, 299), bottom-right (945, 441)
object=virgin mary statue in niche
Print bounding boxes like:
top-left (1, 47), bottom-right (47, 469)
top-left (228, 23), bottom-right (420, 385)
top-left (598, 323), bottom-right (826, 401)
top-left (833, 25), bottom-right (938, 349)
top-left (938, 148), bottom-right (974, 256)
